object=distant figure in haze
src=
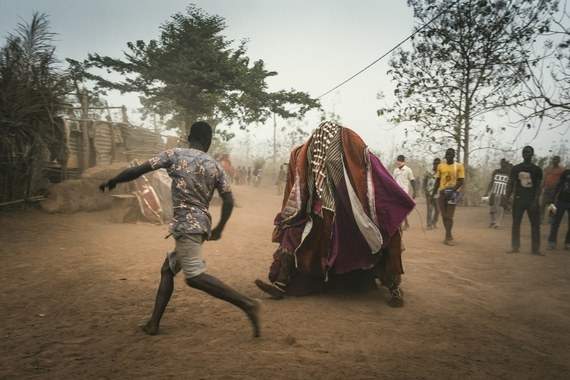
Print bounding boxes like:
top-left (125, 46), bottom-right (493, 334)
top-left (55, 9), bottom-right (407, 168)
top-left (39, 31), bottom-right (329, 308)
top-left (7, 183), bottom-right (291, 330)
top-left (253, 166), bottom-right (262, 187)
top-left (234, 166), bottom-right (242, 185)
top-left (276, 163), bottom-right (287, 195)
top-left (99, 121), bottom-right (260, 337)
top-left (432, 148), bottom-right (465, 246)
top-left (547, 167), bottom-right (570, 250)
top-left (485, 158), bottom-right (510, 229)
top-left (506, 145), bottom-right (543, 255)
top-left (393, 155), bottom-right (416, 229)
top-left (423, 158), bottom-right (441, 230)
top-left (247, 167), bottom-right (252, 185)
top-left (240, 166), bottom-right (247, 185)
top-left (235, 166), bottom-right (242, 185)
top-left (541, 156), bottom-right (565, 224)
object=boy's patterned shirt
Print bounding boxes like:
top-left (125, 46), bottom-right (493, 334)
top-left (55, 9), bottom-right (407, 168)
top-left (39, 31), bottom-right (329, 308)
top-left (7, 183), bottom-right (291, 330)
top-left (148, 148), bottom-right (231, 237)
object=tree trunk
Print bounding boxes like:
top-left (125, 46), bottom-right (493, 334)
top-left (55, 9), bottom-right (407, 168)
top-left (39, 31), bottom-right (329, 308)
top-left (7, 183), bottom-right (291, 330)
top-left (80, 91), bottom-right (90, 171)
top-left (462, 67), bottom-right (471, 205)
top-left (463, 113), bottom-right (470, 183)
top-left (184, 117), bottom-right (192, 138)
top-left (272, 112), bottom-right (277, 172)
top-left (463, 116), bottom-right (471, 206)
top-left (121, 105), bottom-right (129, 124)
top-left (456, 137), bottom-right (461, 162)
top-left (153, 113), bottom-right (159, 134)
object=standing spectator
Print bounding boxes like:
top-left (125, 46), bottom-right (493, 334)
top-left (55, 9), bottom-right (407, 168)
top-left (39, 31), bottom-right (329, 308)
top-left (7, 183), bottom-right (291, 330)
top-left (253, 166), bottom-right (262, 187)
top-left (276, 163), bottom-right (287, 195)
top-left (506, 146), bottom-right (543, 255)
top-left (541, 156), bottom-right (565, 224)
top-left (423, 158), bottom-right (441, 229)
top-left (485, 158), bottom-right (510, 229)
top-left (242, 166), bottom-right (247, 185)
top-left (548, 168), bottom-right (570, 250)
top-left (235, 166), bottom-right (242, 185)
top-left (393, 155), bottom-right (416, 229)
top-left (432, 148), bottom-right (465, 246)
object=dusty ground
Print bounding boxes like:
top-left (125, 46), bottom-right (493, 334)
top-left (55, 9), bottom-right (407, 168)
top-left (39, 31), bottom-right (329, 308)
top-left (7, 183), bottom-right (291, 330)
top-left (1, 186), bottom-right (569, 379)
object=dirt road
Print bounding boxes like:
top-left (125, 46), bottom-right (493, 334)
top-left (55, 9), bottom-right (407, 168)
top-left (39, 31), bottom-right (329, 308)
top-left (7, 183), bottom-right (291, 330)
top-left (1, 186), bottom-right (569, 379)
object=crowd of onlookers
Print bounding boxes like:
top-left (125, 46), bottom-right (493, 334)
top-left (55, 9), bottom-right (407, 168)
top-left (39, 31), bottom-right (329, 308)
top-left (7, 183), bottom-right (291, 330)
top-left (225, 147), bottom-right (569, 255)
top-left (214, 152), bottom-right (265, 187)
top-left (391, 148), bottom-right (569, 254)
top-left (233, 166), bottom-right (253, 185)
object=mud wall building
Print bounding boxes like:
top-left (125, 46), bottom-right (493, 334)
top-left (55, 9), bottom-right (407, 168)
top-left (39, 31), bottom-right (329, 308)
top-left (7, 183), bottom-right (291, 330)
top-left (1, 118), bottom-right (169, 203)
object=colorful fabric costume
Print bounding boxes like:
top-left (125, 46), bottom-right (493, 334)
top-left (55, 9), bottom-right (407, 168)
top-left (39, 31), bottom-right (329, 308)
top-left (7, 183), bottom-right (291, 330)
top-left (266, 122), bottom-right (415, 297)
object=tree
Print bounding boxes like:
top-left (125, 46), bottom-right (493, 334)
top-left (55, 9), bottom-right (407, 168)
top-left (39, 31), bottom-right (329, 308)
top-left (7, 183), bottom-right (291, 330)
top-left (516, 3), bottom-right (570, 130)
top-left (0, 13), bottom-right (70, 201)
top-left (275, 119), bottom-right (310, 158)
top-left (319, 108), bottom-right (343, 124)
top-left (69, 5), bottom-right (319, 135)
top-left (378, 0), bottom-right (558, 178)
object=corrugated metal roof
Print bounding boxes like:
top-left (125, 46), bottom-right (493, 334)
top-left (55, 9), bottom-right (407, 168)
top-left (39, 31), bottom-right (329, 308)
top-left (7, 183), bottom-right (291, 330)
top-left (62, 118), bottom-right (166, 168)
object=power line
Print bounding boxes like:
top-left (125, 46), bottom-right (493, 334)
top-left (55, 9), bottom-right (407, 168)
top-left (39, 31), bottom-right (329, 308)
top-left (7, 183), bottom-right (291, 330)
top-left (316, 0), bottom-right (463, 100)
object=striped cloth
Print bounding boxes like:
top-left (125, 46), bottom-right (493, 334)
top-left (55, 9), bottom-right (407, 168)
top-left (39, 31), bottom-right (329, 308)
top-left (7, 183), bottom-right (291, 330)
top-left (308, 122), bottom-right (342, 212)
top-left (321, 130), bottom-right (344, 211)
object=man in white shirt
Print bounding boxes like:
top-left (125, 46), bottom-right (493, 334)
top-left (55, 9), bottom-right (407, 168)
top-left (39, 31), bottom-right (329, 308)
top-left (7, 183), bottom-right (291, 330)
top-left (393, 155), bottom-right (416, 229)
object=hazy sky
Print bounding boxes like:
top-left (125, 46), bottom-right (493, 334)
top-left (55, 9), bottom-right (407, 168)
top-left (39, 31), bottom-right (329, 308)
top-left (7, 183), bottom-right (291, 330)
top-left (1, 0), bottom-right (566, 163)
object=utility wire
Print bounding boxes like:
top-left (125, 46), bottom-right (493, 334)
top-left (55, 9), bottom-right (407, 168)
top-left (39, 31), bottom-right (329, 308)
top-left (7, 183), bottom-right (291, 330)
top-left (316, 0), bottom-right (463, 100)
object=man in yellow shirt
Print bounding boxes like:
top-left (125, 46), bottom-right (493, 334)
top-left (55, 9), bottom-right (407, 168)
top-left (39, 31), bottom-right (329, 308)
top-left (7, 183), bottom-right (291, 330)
top-left (432, 148), bottom-right (465, 245)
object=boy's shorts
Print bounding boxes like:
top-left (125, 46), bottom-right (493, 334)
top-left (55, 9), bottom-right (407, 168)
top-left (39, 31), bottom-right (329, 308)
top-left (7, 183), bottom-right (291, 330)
top-left (167, 234), bottom-right (206, 279)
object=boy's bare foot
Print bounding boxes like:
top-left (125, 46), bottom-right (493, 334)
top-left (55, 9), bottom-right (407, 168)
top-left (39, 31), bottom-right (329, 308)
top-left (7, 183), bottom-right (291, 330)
top-left (141, 321), bottom-right (159, 336)
top-left (245, 299), bottom-right (261, 338)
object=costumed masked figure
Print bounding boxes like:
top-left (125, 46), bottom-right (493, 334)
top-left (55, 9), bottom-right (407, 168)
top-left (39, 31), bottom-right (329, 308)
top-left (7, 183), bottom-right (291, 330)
top-left (254, 122), bottom-right (415, 307)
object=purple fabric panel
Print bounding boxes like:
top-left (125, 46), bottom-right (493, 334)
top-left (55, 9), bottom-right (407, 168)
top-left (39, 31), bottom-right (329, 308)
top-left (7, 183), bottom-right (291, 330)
top-left (329, 178), bottom-right (380, 274)
top-left (369, 153), bottom-right (415, 240)
top-left (279, 225), bottom-right (305, 253)
top-left (274, 211), bottom-right (306, 253)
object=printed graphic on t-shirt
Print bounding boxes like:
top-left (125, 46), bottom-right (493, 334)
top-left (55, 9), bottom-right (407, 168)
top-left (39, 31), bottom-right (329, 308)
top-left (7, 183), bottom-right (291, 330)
top-left (492, 174), bottom-right (509, 195)
top-left (518, 171), bottom-right (533, 188)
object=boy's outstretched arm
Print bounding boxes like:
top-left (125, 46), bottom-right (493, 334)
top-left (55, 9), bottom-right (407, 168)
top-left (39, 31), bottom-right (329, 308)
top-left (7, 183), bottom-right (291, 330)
top-left (99, 162), bottom-right (154, 192)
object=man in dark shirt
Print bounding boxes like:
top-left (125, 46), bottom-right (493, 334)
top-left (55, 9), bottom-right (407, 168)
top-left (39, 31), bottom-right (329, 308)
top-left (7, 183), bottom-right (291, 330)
top-left (506, 146), bottom-right (543, 255)
top-left (99, 121), bottom-right (260, 337)
top-left (548, 168), bottom-right (570, 250)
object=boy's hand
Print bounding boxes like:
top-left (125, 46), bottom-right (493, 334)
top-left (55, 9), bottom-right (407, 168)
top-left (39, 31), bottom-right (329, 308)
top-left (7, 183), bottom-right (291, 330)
top-left (99, 179), bottom-right (117, 192)
top-left (209, 226), bottom-right (223, 241)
